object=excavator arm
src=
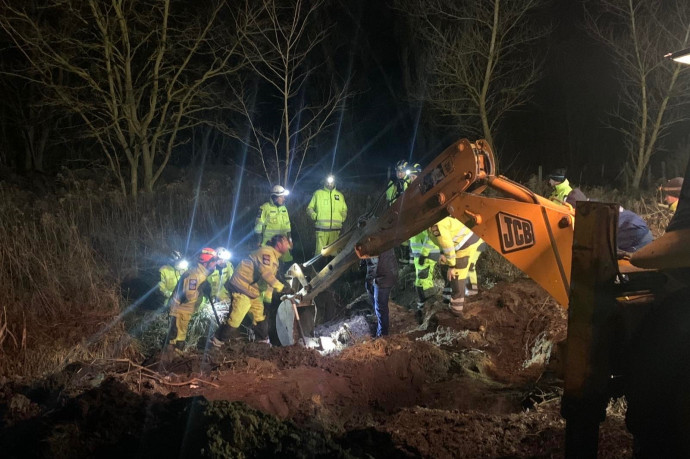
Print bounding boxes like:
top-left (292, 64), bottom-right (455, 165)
top-left (354, 138), bottom-right (575, 307)
top-left (277, 138), bottom-right (576, 346)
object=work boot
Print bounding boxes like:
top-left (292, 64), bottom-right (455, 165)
top-left (212, 323), bottom-right (242, 347)
top-left (415, 303), bottom-right (425, 324)
top-left (466, 287), bottom-right (479, 296)
top-left (449, 296), bottom-right (465, 317)
top-left (253, 320), bottom-right (271, 346)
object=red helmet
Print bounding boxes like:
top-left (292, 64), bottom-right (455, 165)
top-left (198, 247), bottom-right (217, 264)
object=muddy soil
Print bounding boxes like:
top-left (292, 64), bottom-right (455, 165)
top-left (0, 279), bottom-right (633, 458)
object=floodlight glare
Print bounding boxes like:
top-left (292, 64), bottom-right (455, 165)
top-left (176, 259), bottom-right (189, 271)
top-left (217, 248), bottom-right (231, 261)
top-left (665, 47), bottom-right (690, 65)
top-left (326, 175), bottom-right (334, 184)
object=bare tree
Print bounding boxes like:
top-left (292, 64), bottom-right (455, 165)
top-left (585, 0), bottom-right (690, 189)
top-left (394, 0), bottom-right (550, 150)
top-left (237, 0), bottom-right (348, 189)
top-left (0, 0), bottom-right (254, 196)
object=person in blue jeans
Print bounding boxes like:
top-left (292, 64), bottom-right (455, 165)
top-left (365, 248), bottom-right (398, 337)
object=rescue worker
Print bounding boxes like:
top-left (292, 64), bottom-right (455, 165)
top-left (410, 229), bottom-right (440, 322)
top-left (306, 174), bottom-right (348, 257)
top-left (255, 185), bottom-right (293, 262)
top-left (206, 247), bottom-right (233, 302)
top-left (427, 216), bottom-right (484, 316)
top-left (165, 247), bottom-right (218, 353)
top-left (660, 176), bottom-right (683, 213)
top-left (465, 241), bottom-right (487, 296)
top-left (158, 252), bottom-right (188, 301)
top-left (385, 159), bottom-right (410, 206)
top-left (548, 168), bottom-right (587, 208)
top-left (213, 235), bottom-right (294, 345)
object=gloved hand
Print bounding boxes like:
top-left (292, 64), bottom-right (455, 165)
top-left (447, 267), bottom-right (461, 282)
top-left (418, 255), bottom-right (427, 266)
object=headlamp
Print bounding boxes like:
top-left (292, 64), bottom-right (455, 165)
top-left (175, 259), bottom-right (189, 271)
top-left (217, 248), bottom-right (232, 261)
top-left (326, 175), bottom-right (334, 184)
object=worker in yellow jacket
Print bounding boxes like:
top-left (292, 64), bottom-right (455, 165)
top-left (255, 185), bottom-right (293, 262)
top-left (165, 248), bottom-right (218, 353)
top-left (158, 251), bottom-right (188, 301)
top-left (206, 247), bottom-right (233, 302)
top-left (410, 229), bottom-right (440, 322)
top-left (213, 235), bottom-right (294, 345)
top-left (427, 216), bottom-right (484, 316)
top-left (307, 174), bottom-right (348, 257)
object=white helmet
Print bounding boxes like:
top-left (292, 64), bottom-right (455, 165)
top-left (271, 185), bottom-right (289, 197)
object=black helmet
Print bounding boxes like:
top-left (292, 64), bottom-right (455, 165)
top-left (548, 168), bottom-right (566, 183)
top-left (395, 160), bottom-right (408, 172)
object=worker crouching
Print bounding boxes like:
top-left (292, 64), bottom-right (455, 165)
top-left (213, 235), bottom-right (293, 346)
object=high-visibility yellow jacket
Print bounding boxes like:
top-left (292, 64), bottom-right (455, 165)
top-left (549, 179), bottom-right (573, 205)
top-left (386, 178), bottom-right (408, 205)
top-left (254, 201), bottom-right (291, 245)
top-left (168, 262), bottom-right (214, 314)
top-left (207, 263), bottom-right (234, 301)
top-left (410, 230), bottom-right (441, 261)
top-left (159, 264), bottom-right (185, 299)
top-left (228, 245), bottom-right (285, 302)
top-left (306, 186), bottom-right (348, 231)
top-left (426, 216), bottom-right (479, 267)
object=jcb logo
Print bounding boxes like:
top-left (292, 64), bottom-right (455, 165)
top-left (497, 212), bottom-right (535, 253)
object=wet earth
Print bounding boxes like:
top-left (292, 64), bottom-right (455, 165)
top-left (0, 279), bottom-right (633, 458)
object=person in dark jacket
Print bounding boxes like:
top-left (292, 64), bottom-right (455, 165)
top-left (617, 206), bottom-right (653, 254)
top-left (365, 248), bottom-right (398, 337)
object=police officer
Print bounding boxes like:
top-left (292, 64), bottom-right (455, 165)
top-left (165, 248), bottom-right (218, 354)
top-left (306, 174), bottom-right (348, 257)
top-left (213, 235), bottom-right (294, 345)
top-left (255, 185), bottom-right (293, 262)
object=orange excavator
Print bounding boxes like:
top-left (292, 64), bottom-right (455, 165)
top-left (276, 138), bottom-right (690, 457)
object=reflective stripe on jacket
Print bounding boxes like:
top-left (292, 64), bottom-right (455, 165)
top-left (254, 201), bottom-right (291, 245)
top-left (427, 216), bottom-right (477, 266)
top-left (169, 263), bottom-right (213, 313)
top-left (306, 187), bottom-right (348, 230)
top-left (229, 245), bottom-right (285, 300)
top-left (410, 230), bottom-right (441, 261)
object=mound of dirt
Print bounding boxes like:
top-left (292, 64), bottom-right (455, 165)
top-left (0, 278), bottom-right (633, 457)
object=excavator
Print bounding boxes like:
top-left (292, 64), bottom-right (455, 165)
top-left (274, 138), bottom-right (690, 457)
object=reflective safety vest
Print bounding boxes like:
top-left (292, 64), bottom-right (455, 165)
top-left (254, 201), bottom-right (291, 245)
top-left (228, 245), bottom-right (285, 301)
top-left (410, 230), bottom-right (441, 261)
top-left (169, 263), bottom-right (213, 313)
top-left (549, 179), bottom-right (573, 205)
top-left (386, 178), bottom-right (408, 205)
top-left (207, 263), bottom-right (234, 301)
top-left (427, 216), bottom-right (479, 267)
top-left (307, 187), bottom-right (348, 231)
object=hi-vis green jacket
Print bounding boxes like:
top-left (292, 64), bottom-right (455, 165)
top-left (549, 179), bottom-right (573, 205)
top-left (306, 187), bottom-right (348, 231)
top-left (227, 245), bottom-right (285, 301)
top-left (385, 178), bottom-right (409, 205)
top-left (254, 201), bottom-right (291, 245)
